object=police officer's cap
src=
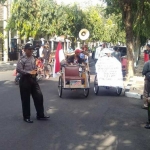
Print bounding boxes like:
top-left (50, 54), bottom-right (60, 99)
top-left (24, 43), bottom-right (34, 50)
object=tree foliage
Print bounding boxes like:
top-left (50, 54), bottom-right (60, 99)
top-left (0, 0), bottom-right (6, 4)
top-left (105, 0), bottom-right (150, 77)
top-left (7, 0), bottom-right (125, 44)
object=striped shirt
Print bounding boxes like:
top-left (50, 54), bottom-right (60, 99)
top-left (16, 55), bottom-right (37, 75)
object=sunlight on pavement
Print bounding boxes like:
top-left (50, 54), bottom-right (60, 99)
top-left (47, 107), bottom-right (58, 114)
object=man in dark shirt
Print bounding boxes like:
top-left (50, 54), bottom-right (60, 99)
top-left (42, 44), bottom-right (51, 79)
top-left (112, 46), bottom-right (121, 62)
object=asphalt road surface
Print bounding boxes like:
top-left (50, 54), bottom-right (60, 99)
top-left (0, 71), bottom-right (149, 150)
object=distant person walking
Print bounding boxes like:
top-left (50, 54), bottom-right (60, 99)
top-left (39, 44), bottom-right (44, 58)
top-left (112, 46), bottom-right (121, 62)
top-left (144, 44), bottom-right (150, 62)
top-left (42, 44), bottom-right (51, 79)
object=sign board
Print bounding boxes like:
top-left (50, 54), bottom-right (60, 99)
top-left (95, 56), bottom-right (124, 88)
top-left (70, 80), bottom-right (82, 88)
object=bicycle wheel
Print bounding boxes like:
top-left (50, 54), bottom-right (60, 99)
top-left (83, 89), bottom-right (89, 97)
top-left (58, 76), bottom-right (63, 97)
top-left (94, 74), bottom-right (99, 95)
top-left (47, 64), bottom-right (53, 76)
top-left (116, 87), bottom-right (122, 96)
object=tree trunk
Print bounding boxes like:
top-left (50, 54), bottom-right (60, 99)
top-left (134, 35), bottom-right (141, 67)
top-left (123, 3), bottom-right (134, 78)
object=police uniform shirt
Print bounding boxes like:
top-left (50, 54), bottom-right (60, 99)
top-left (17, 55), bottom-right (37, 75)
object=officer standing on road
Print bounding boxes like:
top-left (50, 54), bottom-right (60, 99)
top-left (16, 43), bottom-right (49, 123)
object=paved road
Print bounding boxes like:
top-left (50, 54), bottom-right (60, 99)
top-left (0, 70), bottom-right (149, 150)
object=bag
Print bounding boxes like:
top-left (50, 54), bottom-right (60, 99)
top-left (146, 72), bottom-right (150, 82)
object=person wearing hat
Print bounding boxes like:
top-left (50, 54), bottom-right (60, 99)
top-left (16, 43), bottom-right (49, 123)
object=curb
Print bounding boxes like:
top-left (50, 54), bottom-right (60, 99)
top-left (0, 62), bottom-right (17, 66)
top-left (124, 77), bottom-right (134, 92)
top-left (125, 92), bottom-right (142, 99)
top-left (124, 76), bottom-right (142, 99)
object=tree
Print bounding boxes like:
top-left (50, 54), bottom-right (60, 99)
top-left (84, 6), bottom-right (104, 42)
top-left (106, 0), bottom-right (143, 77)
top-left (0, 0), bottom-right (6, 3)
top-left (106, 0), bottom-right (150, 77)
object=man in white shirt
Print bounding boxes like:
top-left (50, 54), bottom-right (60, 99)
top-left (39, 44), bottom-right (44, 57)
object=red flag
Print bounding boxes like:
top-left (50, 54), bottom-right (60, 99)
top-left (54, 42), bottom-right (62, 73)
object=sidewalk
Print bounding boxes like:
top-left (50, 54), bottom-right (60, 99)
top-left (124, 53), bottom-right (144, 99)
top-left (0, 61), bottom-right (17, 71)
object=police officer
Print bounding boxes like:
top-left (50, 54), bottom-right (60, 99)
top-left (17, 43), bottom-right (49, 123)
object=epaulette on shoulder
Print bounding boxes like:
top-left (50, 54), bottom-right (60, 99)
top-left (20, 55), bottom-right (27, 62)
top-left (20, 55), bottom-right (27, 59)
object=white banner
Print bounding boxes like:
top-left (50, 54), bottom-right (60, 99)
top-left (95, 57), bottom-right (124, 88)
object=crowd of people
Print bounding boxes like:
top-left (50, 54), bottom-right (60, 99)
top-left (93, 43), bottom-right (121, 62)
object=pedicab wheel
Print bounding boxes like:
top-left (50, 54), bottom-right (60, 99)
top-left (94, 75), bottom-right (99, 95)
top-left (116, 87), bottom-right (122, 96)
top-left (88, 71), bottom-right (90, 83)
top-left (58, 76), bottom-right (63, 97)
top-left (83, 88), bottom-right (89, 97)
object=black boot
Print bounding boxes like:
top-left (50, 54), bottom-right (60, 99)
top-left (36, 115), bottom-right (50, 120)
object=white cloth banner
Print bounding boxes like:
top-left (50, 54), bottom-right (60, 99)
top-left (95, 56), bottom-right (124, 88)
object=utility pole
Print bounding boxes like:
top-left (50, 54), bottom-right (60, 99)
top-left (3, 0), bottom-right (8, 62)
top-left (3, 0), bottom-right (12, 62)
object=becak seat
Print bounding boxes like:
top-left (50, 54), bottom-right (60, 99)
top-left (64, 66), bottom-right (84, 82)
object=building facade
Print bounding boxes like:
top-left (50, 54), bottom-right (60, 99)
top-left (0, 4), bottom-right (3, 61)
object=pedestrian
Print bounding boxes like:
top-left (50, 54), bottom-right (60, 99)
top-left (112, 46), bottom-right (121, 62)
top-left (95, 43), bottom-right (106, 63)
top-left (34, 43), bottom-right (40, 58)
top-left (42, 44), bottom-right (51, 79)
top-left (39, 44), bottom-right (44, 58)
top-left (67, 45), bottom-right (74, 53)
top-left (142, 60), bottom-right (150, 109)
top-left (19, 45), bottom-right (25, 57)
top-left (16, 43), bottom-right (49, 123)
top-left (91, 45), bottom-right (96, 59)
top-left (144, 44), bottom-right (150, 62)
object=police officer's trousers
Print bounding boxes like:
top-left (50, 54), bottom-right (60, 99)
top-left (143, 79), bottom-right (150, 107)
top-left (19, 75), bottom-right (44, 119)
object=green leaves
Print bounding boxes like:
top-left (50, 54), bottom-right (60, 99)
top-left (7, 0), bottom-right (125, 43)
top-left (106, 0), bottom-right (150, 46)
